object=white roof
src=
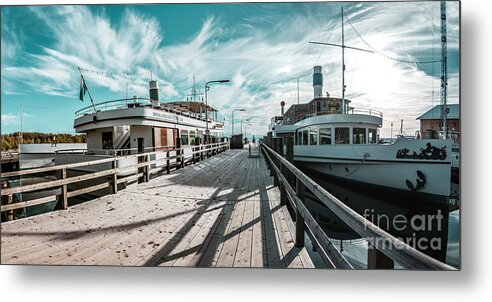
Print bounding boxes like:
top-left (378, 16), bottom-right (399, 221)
top-left (20, 143), bottom-right (87, 154)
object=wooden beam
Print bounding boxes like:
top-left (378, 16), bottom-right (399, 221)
top-left (2, 169), bottom-right (117, 195)
top-left (1, 194), bottom-right (58, 212)
top-left (66, 182), bottom-right (111, 198)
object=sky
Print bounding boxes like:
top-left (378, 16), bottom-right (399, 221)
top-left (1, 1), bottom-right (460, 138)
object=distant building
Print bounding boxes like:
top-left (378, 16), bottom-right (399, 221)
top-left (416, 104), bottom-right (460, 139)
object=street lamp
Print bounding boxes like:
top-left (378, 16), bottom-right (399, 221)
top-left (240, 118), bottom-right (250, 137)
top-left (231, 108), bottom-right (245, 136)
top-left (244, 123), bottom-right (252, 142)
top-left (205, 79), bottom-right (230, 143)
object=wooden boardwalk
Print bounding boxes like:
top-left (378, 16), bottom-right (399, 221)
top-left (1, 149), bottom-right (314, 268)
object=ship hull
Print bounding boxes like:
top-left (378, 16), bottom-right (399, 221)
top-left (294, 138), bottom-right (453, 204)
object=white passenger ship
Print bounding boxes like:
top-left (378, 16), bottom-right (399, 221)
top-left (269, 66), bottom-right (456, 204)
top-left (55, 79), bottom-right (226, 181)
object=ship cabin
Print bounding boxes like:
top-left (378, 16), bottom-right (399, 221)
top-left (287, 97), bottom-right (383, 147)
top-left (71, 81), bottom-right (225, 157)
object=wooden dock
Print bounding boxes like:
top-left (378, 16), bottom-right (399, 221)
top-left (1, 149), bottom-right (315, 268)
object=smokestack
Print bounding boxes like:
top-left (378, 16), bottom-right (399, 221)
top-left (280, 101), bottom-right (285, 116)
top-left (149, 80), bottom-right (159, 106)
top-left (313, 66), bottom-right (323, 98)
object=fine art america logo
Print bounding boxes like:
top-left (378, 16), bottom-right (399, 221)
top-left (363, 209), bottom-right (445, 251)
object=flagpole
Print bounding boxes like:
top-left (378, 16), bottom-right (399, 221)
top-left (78, 67), bottom-right (97, 113)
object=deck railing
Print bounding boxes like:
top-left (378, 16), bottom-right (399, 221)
top-left (1, 142), bottom-right (229, 220)
top-left (260, 140), bottom-right (454, 270)
top-left (74, 98), bottom-right (225, 129)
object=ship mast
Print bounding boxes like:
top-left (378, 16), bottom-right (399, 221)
top-left (309, 7), bottom-right (373, 114)
top-left (440, 1), bottom-right (448, 138)
top-left (341, 6), bottom-right (346, 114)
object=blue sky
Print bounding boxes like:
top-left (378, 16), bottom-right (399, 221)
top-left (1, 1), bottom-right (460, 138)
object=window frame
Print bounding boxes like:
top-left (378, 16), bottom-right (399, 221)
top-left (335, 127), bottom-right (350, 144)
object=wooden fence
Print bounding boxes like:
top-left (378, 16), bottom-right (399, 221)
top-left (261, 141), bottom-right (454, 270)
top-left (1, 142), bottom-right (229, 219)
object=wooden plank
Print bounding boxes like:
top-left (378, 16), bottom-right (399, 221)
top-left (158, 208), bottom-right (215, 266)
top-left (233, 199), bottom-right (255, 267)
top-left (250, 195), bottom-right (264, 267)
top-left (1, 194), bottom-right (58, 212)
top-left (116, 173), bottom-right (142, 184)
top-left (269, 197), bottom-right (304, 268)
top-left (214, 199), bottom-right (247, 267)
top-left (171, 202), bottom-right (225, 267)
top-left (66, 182), bottom-right (111, 198)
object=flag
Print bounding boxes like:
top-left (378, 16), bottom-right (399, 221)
top-left (79, 76), bottom-right (88, 101)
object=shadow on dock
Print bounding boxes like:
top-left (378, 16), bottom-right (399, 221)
top-left (1, 149), bottom-right (313, 268)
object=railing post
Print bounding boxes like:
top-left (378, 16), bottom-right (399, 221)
top-left (145, 154), bottom-right (150, 182)
top-left (6, 194), bottom-right (14, 221)
top-left (286, 136), bottom-right (294, 163)
top-left (57, 168), bottom-right (68, 210)
top-left (295, 178), bottom-right (306, 248)
top-left (137, 138), bottom-right (145, 182)
top-left (279, 162), bottom-right (287, 205)
top-left (166, 150), bottom-right (171, 174)
top-left (368, 243), bottom-right (395, 269)
top-left (111, 159), bottom-right (118, 194)
top-left (176, 139), bottom-right (182, 170)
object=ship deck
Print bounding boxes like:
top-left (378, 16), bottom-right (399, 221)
top-left (1, 149), bottom-right (315, 268)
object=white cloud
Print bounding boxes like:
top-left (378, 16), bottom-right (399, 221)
top-left (1, 112), bottom-right (31, 127)
top-left (1, 2), bottom-right (459, 138)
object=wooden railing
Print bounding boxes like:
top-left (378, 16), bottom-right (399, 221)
top-left (260, 141), bottom-right (454, 270)
top-left (1, 142), bottom-right (229, 220)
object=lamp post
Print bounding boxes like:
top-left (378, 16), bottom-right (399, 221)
top-left (244, 123), bottom-right (252, 143)
top-left (240, 118), bottom-right (250, 137)
top-left (205, 79), bottom-right (230, 143)
top-left (232, 108), bottom-right (245, 136)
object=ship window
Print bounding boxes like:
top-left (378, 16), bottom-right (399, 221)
top-left (180, 130), bottom-right (189, 146)
top-left (189, 131), bottom-right (196, 145)
top-left (319, 128), bottom-right (332, 145)
top-left (197, 131), bottom-right (203, 144)
top-left (368, 129), bottom-right (377, 144)
top-left (322, 101), bottom-right (327, 112)
top-left (296, 131), bottom-right (302, 145)
top-left (102, 131), bottom-right (113, 149)
top-left (335, 128), bottom-right (349, 144)
top-left (316, 101), bottom-right (321, 113)
top-left (309, 128), bottom-right (318, 145)
top-left (353, 128), bottom-right (366, 144)
top-left (302, 130), bottom-right (308, 145)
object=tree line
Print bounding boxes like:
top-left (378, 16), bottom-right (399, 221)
top-left (1, 132), bottom-right (86, 151)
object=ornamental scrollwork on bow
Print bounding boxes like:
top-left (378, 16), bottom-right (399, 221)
top-left (396, 143), bottom-right (447, 160)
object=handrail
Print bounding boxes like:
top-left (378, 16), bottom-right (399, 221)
top-left (281, 107), bottom-right (383, 126)
top-left (74, 98), bottom-right (226, 128)
top-left (75, 97), bottom-right (154, 116)
top-left (1, 142), bottom-right (227, 178)
top-left (260, 142), bottom-right (454, 270)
